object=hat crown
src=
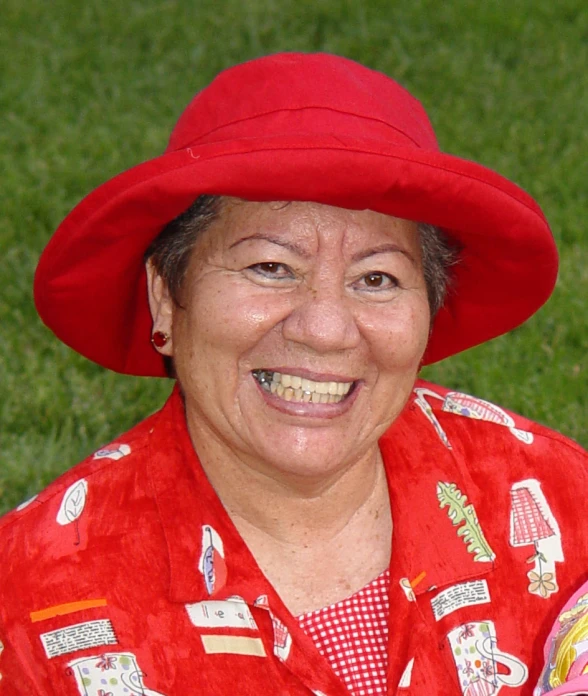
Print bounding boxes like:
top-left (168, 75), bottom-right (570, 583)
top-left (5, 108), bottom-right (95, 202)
top-left (167, 52), bottom-right (439, 153)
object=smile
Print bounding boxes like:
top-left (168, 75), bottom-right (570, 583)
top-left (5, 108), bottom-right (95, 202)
top-left (252, 370), bottom-right (354, 404)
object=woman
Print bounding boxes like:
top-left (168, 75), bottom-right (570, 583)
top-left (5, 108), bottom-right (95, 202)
top-left (0, 53), bottom-right (586, 696)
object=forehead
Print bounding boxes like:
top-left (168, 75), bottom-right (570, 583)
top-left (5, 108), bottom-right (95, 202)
top-left (200, 199), bottom-right (420, 254)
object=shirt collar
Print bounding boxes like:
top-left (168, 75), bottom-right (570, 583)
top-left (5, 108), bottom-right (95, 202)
top-left (147, 385), bottom-right (274, 605)
top-left (148, 382), bottom-right (493, 605)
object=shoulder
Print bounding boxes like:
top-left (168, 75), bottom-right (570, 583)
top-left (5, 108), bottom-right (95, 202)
top-left (0, 407), bottom-right (162, 540)
top-left (0, 402), bottom-right (180, 692)
top-left (386, 379), bottom-right (587, 471)
top-left (407, 380), bottom-right (588, 454)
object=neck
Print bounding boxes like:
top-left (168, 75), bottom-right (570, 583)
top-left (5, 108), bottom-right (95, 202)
top-left (231, 451), bottom-right (388, 548)
top-left (186, 414), bottom-right (388, 547)
top-left (185, 407), bottom-right (393, 614)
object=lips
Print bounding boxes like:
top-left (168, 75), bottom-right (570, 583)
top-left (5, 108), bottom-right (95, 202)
top-left (252, 369), bottom-right (354, 404)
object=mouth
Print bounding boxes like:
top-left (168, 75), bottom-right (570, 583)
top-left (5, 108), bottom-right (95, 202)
top-left (252, 369), bottom-right (355, 405)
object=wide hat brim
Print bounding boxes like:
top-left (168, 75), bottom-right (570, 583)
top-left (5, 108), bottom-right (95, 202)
top-left (34, 130), bottom-right (557, 377)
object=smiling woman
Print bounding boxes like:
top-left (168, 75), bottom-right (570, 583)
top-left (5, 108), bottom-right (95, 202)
top-left (0, 53), bottom-right (587, 696)
top-left (146, 200), bottom-right (430, 490)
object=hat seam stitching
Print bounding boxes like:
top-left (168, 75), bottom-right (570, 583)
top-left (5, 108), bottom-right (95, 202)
top-left (174, 106), bottom-right (427, 150)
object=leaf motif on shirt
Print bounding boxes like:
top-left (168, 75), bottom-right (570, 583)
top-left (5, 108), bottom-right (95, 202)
top-left (56, 479), bottom-right (88, 526)
top-left (437, 482), bottom-right (495, 562)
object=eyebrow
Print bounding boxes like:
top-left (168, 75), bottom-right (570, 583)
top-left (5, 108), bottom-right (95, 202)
top-left (351, 243), bottom-right (417, 266)
top-left (229, 235), bottom-right (416, 265)
top-left (228, 233), bottom-right (313, 259)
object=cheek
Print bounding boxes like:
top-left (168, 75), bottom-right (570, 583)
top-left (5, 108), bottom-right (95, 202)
top-left (359, 302), bottom-right (430, 369)
top-left (176, 281), bottom-right (292, 354)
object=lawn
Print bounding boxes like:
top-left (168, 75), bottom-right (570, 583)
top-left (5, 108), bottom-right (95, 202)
top-left (0, 0), bottom-right (586, 514)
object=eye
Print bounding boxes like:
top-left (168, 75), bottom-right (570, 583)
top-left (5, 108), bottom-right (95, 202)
top-left (254, 262), bottom-right (285, 274)
top-left (246, 262), bottom-right (294, 280)
top-left (357, 272), bottom-right (398, 290)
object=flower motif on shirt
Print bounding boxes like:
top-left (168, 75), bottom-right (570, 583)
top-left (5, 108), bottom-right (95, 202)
top-left (527, 571), bottom-right (557, 599)
top-left (96, 654), bottom-right (117, 671)
top-left (480, 659), bottom-right (495, 678)
top-left (462, 658), bottom-right (475, 677)
top-left (458, 624), bottom-right (475, 642)
top-left (509, 479), bottom-right (563, 599)
top-left (413, 387), bottom-right (534, 448)
top-left (56, 479), bottom-right (88, 546)
top-left (97, 690), bottom-right (113, 696)
top-left (437, 482), bottom-right (495, 563)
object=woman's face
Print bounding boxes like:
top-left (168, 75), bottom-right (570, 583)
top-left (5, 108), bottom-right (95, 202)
top-left (148, 200), bottom-right (430, 481)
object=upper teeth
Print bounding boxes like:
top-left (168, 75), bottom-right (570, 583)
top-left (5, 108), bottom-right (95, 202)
top-left (253, 370), bottom-right (353, 404)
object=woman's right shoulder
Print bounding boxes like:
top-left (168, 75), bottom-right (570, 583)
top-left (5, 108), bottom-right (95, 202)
top-left (0, 407), bottom-right (162, 537)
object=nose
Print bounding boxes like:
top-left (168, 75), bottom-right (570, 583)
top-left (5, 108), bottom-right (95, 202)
top-left (281, 284), bottom-right (362, 353)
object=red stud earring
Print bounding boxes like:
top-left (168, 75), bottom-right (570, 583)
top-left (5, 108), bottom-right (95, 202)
top-left (151, 331), bottom-right (170, 348)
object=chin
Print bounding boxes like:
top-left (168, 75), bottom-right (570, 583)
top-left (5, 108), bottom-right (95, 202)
top-left (245, 426), bottom-right (374, 483)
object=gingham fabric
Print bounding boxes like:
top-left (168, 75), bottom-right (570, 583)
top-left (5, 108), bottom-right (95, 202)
top-left (298, 570), bottom-right (390, 695)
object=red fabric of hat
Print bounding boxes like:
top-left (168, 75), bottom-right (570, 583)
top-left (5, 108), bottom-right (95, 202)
top-left (34, 52), bottom-right (558, 376)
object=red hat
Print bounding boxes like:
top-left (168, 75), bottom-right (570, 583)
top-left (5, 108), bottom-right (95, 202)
top-left (34, 52), bottom-right (558, 376)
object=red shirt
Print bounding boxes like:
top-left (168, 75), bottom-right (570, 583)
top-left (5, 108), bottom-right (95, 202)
top-left (0, 380), bottom-right (587, 696)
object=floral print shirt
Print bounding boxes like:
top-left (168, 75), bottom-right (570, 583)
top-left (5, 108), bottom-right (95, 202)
top-left (0, 380), bottom-right (586, 696)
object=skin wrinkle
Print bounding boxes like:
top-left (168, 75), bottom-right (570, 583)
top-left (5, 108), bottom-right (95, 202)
top-left (145, 195), bottom-right (458, 328)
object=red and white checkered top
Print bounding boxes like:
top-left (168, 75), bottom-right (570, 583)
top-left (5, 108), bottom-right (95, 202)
top-left (297, 569), bottom-right (390, 695)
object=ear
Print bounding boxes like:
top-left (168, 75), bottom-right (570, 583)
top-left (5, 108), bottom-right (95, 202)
top-left (145, 260), bottom-right (174, 356)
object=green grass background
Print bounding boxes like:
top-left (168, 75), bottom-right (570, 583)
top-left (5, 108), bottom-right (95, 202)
top-left (1, 0), bottom-right (586, 514)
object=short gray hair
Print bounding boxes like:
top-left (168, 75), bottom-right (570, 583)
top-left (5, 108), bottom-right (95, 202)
top-left (145, 194), bottom-right (224, 304)
top-left (418, 222), bottom-right (460, 317)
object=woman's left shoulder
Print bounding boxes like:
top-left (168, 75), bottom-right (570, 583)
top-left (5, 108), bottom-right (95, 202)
top-left (404, 378), bottom-right (587, 464)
